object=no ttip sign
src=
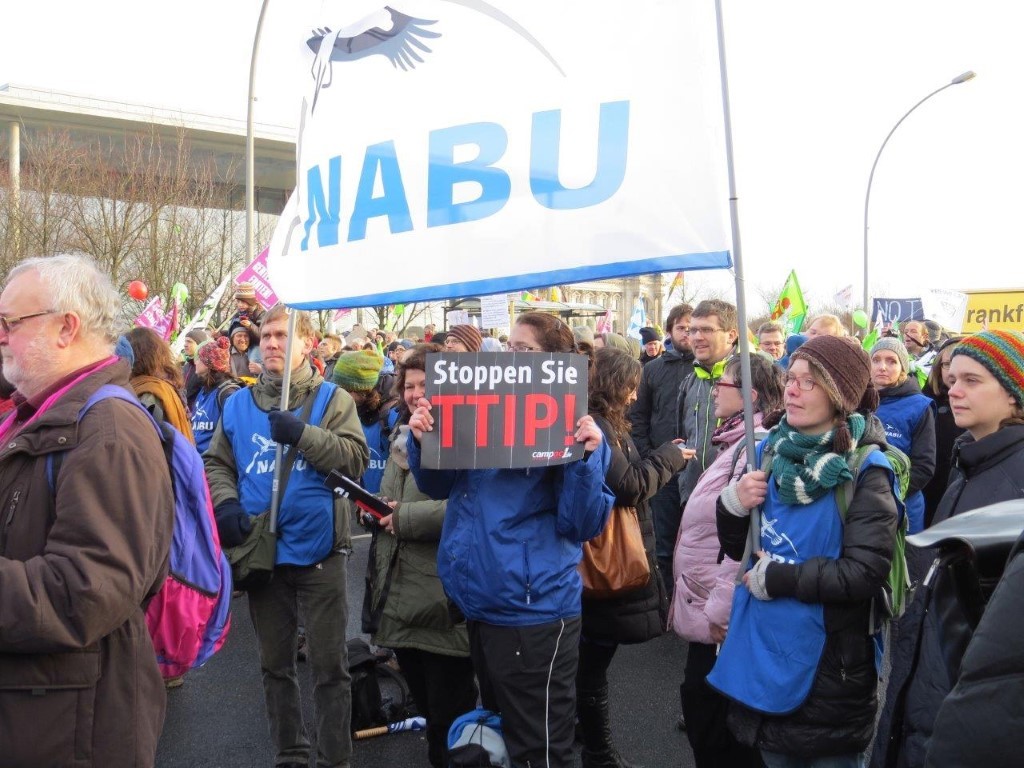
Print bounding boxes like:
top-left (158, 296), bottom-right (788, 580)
top-left (419, 351), bottom-right (588, 470)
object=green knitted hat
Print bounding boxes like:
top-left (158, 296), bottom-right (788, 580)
top-left (952, 330), bottom-right (1024, 406)
top-left (332, 349), bottom-right (384, 391)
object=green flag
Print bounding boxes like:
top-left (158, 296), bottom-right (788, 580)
top-left (770, 270), bottom-right (807, 335)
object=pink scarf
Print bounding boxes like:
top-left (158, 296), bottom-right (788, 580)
top-left (0, 356), bottom-right (119, 443)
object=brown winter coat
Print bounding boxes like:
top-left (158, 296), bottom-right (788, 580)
top-left (0, 360), bottom-right (174, 767)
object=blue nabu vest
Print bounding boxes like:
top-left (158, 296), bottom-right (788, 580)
top-left (707, 444), bottom-right (892, 715)
top-left (876, 392), bottom-right (932, 533)
top-left (222, 383), bottom-right (337, 566)
top-left (361, 406), bottom-right (399, 494)
top-left (192, 385), bottom-right (229, 454)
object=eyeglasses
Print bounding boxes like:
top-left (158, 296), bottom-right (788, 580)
top-left (0, 309), bottom-right (58, 334)
top-left (509, 343), bottom-right (542, 352)
top-left (676, 327), bottom-right (691, 336)
top-left (689, 326), bottom-right (725, 337)
top-left (712, 380), bottom-right (741, 393)
top-left (443, 338), bottom-right (463, 349)
top-left (784, 375), bottom-right (818, 392)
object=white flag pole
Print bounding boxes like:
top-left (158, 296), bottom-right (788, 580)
top-left (715, 0), bottom-right (760, 554)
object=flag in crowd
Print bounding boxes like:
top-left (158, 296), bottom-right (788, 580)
top-left (770, 270), bottom-right (807, 335)
top-left (626, 297), bottom-right (647, 340)
top-left (668, 271), bottom-right (685, 300)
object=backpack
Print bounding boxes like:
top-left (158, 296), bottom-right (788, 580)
top-left (47, 384), bottom-right (232, 679)
top-left (447, 708), bottom-right (511, 768)
top-left (347, 638), bottom-right (414, 733)
top-left (375, 370), bottom-right (397, 401)
top-left (760, 440), bottom-right (911, 624)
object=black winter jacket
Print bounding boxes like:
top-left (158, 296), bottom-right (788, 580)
top-left (716, 421), bottom-right (898, 757)
top-left (872, 424), bottom-right (1024, 768)
top-left (933, 425), bottom-right (1024, 525)
top-left (926, 534), bottom-right (1024, 767)
top-left (629, 347), bottom-right (694, 458)
top-left (581, 415), bottom-right (686, 645)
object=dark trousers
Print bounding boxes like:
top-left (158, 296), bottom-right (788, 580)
top-left (469, 617), bottom-right (581, 768)
top-left (650, 479), bottom-right (683, 592)
top-left (394, 647), bottom-right (478, 768)
top-left (682, 641), bottom-right (763, 768)
top-left (248, 551), bottom-right (352, 768)
top-left (576, 637), bottom-right (618, 695)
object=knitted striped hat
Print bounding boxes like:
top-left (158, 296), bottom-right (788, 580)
top-left (447, 324), bottom-right (483, 352)
top-left (332, 349), bottom-right (384, 392)
top-left (952, 330), bottom-right (1024, 405)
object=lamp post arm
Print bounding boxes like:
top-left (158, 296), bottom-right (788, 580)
top-left (862, 80), bottom-right (958, 314)
top-left (245, 0), bottom-right (273, 266)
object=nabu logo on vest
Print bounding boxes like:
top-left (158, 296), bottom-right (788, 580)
top-left (244, 434), bottom-right (309, 475)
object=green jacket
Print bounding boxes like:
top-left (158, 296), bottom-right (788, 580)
top-left (367, 424), bottom-right (469, 657)
top-left (204, 363), bottom-right (368, 550)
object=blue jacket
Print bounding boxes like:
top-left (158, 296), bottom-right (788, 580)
top-left (408, 434), bottom-right (614, 626)
top-left (877, 378), bottom-right (936, 533)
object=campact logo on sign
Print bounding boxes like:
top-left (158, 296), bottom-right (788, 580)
top-left (300, 101), bottom-right (629, 249)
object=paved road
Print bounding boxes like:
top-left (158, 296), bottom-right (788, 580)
top-left (158, 534), bottom-right (696, 768)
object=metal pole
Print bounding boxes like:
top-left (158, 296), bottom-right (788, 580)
top-left (268, 308), bottom-right (299, 534)
top-left (246, 0), bottom-right (273, 265)
top-left (9, 121), bottom-right (20, 256)
top-left (715, 0), bottom-right (759, 551)
top-left (863, 71), bottom-right (976, 313)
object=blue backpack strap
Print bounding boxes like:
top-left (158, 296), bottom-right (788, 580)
top-left (47, 384), bottom-right (163, 493)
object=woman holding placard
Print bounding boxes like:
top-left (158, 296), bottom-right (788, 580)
top-left (408, 312), bottom-right (614, 768)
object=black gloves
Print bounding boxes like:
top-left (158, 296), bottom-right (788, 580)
top-left (269, 409), bottom-right (306, 446)
top-left (214, 499), bottom-right (252, 548)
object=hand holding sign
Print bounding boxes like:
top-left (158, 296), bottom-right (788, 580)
top-left (409, 397), bottom-right (434, 441)
top-left (574, 414), bottom-right (603, 452)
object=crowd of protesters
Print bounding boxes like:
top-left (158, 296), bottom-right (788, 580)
top-left (1, 254), bottom-right (1022, 768)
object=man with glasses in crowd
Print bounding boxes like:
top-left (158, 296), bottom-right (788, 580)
top-left (630, 303), bottom-right (694, 590)
top-left (672, 299), bottom-right (738, 733)
top-left (757, 320), bottom-right (786, 361)
top-left (0, 254), bottom-right (174, 766)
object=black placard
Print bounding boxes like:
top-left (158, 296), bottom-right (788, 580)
top-left (324, 471), bottom-right (391, 520)
top-left (419, 352), bottom-right (589, 469)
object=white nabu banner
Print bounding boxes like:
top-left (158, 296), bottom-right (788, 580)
top-left (268, 0), bottom-right (731, 309)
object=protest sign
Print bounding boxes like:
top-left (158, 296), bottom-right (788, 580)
top-left (480, 294), bottom-right (510, 330)
top-left (871, 298), bottom-right (924, 325)
top-left (236, 247), bottom-right (278, 310)
top-left (418, 352), bottom-right (587, 470)
top-left (922, 289), bottom-right (969, 333)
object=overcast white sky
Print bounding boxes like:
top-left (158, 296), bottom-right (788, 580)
top-left (2, 1), bottom-right (1020, 313)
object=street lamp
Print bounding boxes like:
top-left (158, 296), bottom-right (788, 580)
top-left (862, 70), bottom-right (976, 315)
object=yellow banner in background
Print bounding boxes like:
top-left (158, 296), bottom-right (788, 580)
top-left (963, 291), bottom-right (1024, 332)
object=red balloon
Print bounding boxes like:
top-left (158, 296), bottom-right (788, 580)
top-left (128, 280), bottom-right (148, 301)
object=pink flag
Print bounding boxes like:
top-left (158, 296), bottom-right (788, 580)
top-left (135, 297), bottom-right (165, 329)
top-left (236, 248), bottom-right (279, 310)
top-left (595, 309), bottom-right (613, 335)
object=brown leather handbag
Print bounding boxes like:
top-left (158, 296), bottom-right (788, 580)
top-left (579, 505), bottom-right (651, 598)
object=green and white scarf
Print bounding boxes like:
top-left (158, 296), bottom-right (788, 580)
top-left (765, 413), bottom-right (866, 505)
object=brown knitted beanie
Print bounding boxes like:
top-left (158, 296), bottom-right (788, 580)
top-left (791, 335), bottom-right (877, 452)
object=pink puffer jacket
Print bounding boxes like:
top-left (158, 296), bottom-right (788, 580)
top-left (669, 413), bottom-right (763, 645)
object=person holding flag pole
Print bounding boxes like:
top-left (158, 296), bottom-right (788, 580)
top-left (204, 306), bottom-right (369, 768)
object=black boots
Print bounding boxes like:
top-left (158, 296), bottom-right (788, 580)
top-left (577, 684), bottom-right (641, 768)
